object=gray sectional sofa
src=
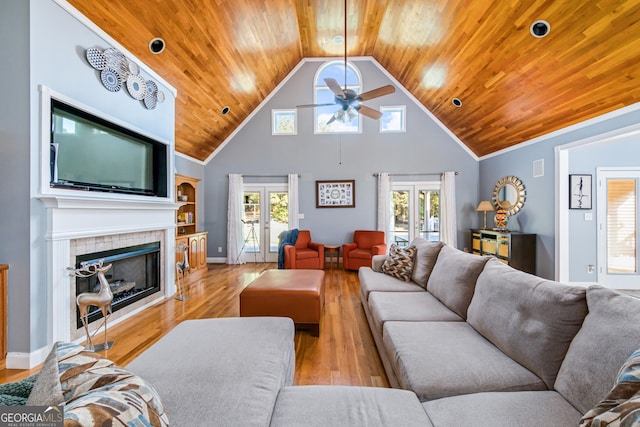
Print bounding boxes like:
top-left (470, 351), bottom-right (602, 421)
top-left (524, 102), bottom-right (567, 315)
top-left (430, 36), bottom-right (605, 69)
top-left (126, 316), bottom-right (431, 426)
top-left (360, 238), bottom-right (640, 426)
top-left (36, 239), bottom-right (640, 425)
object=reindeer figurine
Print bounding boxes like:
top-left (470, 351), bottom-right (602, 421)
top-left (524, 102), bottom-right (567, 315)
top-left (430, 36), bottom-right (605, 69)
top-left (68, 260), bottom-right (114, 351)
top-left (175, 242), bottom-right (190, 301)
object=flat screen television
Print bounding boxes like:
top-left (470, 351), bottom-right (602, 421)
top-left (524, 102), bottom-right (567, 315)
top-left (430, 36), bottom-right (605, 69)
top-left (50, 99), bottom-right (168, 197)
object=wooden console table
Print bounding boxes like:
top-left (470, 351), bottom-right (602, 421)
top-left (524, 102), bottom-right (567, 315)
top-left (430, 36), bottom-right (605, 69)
top-left (0, 265), bottom-right (7, 368)
top-left (470, 229), bottom-right (536, 274)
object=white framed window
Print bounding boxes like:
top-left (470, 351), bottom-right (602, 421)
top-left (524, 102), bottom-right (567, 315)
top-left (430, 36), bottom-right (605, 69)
top-left (272, 109), bottom-right (297, 135)
top-left (314, 60), bottom-right (362, 134)
top-left (380, 106), bottom-right (406, 133)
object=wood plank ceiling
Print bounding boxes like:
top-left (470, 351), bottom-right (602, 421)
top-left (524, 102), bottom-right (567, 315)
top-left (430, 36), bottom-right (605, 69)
top-left (67, 0), bottom-right (640, 161)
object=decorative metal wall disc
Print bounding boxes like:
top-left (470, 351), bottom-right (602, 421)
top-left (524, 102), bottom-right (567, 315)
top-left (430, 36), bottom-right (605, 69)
top-left (128, 61), bottom-right (140, 76)
top-left (143, 92), bottom-right (157, 109)
top-left (103, 48), bottom-right (129, 78)
top-left (145, 80), bottom-right (158, 96)
top-left (86, 47), bottom-right (106, 70)
top-left (156, 91), bottom-right (165, 103)
top-left (126, 74), bottom-right (147, 100)
top-left (100, 68), bottom-right (122, 92)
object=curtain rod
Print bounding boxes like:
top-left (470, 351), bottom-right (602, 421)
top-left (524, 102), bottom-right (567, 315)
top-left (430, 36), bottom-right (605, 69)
top-left (372, 172), bottom-right (458, 177)
top-left (228, 173), bottom-right (301, 177)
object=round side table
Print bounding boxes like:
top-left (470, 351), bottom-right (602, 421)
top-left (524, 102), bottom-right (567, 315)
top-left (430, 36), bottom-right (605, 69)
top-left (324, 245), bottom-right (340, 269)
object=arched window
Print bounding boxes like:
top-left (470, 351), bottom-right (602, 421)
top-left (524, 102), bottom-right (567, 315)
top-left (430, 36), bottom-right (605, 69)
top-left (314, 60), bottom-right (362, 134)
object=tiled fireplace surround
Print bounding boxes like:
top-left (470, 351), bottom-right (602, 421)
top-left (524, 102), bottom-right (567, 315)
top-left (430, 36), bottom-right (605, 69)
top-left (41, 195), bottom-right (177, 350)
top-left (69, 230), bottom-right (165, 341)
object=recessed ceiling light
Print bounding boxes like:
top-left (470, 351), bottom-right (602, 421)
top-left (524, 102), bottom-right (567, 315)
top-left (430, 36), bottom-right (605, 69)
top-left (332, 34), bottom-right (344, 45)
top-left (530, 20), bottom-right (550, 38)
top-left (221, 106), bottom-right (231, 115)
top-left (452, 98), bottom-right (462, 108)
top-left (149, 38), bottom-right (166, 54)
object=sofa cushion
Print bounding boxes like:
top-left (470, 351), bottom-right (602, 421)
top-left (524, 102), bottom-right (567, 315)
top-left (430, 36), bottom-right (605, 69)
top-left (270, 386), bottom-right (432, 427)
top-left (359, 267), bottom-right (424, 302)
top-left (381, 244), bottom-right (416, 282)
top-left (580, 347), bottom-right (640, 427)
top-left (126, 317), bottom-right (295, 427)
top-left (423, 391), bottom-right (582, 427)
top-left (409, 238), bottom-right (444, 288)
top-left (368, 292), bottom-right (462, 338)
top-left (467, 259), bottom-right (588, 389)
top-left (382, 321), bottom-right (546, 401)
top-left (555, 286), bottom-right (640, 414)
top-left (426, 245), bottom-right (490, 318)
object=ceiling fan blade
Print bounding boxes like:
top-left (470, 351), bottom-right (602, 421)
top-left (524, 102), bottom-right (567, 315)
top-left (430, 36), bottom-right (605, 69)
top-left (326, 115), bottom-right (337, 125)
top-left (324, 78), bottom-right (345, 97)
top-left (357, 85), bottom-right (396, 101)
top-left (296, 103), bottom-right (335, 108)
top-left (355, 104), bottom-right (383, 120)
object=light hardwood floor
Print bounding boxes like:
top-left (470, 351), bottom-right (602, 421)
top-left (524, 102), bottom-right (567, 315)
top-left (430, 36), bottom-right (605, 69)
top-left (0, 263), bottom-right (389, 387)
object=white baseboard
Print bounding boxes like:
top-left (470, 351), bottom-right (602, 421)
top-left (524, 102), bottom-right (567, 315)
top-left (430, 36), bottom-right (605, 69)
top-left (207, 257), bottom-right (226, 264)
top-left (6, 345), bottom-right (50, 370)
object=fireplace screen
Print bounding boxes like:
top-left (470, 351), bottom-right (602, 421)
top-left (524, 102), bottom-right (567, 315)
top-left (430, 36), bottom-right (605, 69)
top-left (75, 241), bottom-right (160, 328)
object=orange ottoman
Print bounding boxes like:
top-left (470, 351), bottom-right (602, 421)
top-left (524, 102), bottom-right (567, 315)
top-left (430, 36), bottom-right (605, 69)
top-left (240, 269), bottom-right (325, 336)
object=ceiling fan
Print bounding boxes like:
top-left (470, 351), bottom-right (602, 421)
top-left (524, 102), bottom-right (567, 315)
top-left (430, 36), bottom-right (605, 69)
top-left (296, 0), bottom-right (395, 124)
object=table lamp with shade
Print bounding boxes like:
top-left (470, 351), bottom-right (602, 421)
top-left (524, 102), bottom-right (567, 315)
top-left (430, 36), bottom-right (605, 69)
top-left (476, 200), bottom-right (494, 229)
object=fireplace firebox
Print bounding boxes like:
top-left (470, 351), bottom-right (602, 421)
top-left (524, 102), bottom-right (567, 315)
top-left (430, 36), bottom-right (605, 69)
top-left (74, 242), bottom-right (161, 328)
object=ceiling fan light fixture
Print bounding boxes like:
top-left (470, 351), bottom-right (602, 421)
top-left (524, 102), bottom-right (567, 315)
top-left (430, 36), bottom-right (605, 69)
top-left (530, 20), bottom-right (550, 38)
top-left (332, 34), bottom-right (344, 45)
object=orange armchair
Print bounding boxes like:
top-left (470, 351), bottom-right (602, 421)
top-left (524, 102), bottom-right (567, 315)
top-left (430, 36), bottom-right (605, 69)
top-left (342, 230), bottom-right (387, 271)
top-left (284, 230), bottom-right (325, 269)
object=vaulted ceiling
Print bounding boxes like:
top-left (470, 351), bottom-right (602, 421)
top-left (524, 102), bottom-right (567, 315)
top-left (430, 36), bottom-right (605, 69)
top-left (67, 0), bottom-right (640, 161)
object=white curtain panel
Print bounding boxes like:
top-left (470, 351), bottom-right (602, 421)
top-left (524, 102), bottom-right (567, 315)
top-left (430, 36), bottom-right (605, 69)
top-left (288, 173), bottom-right (300, 229)
top-left (377, 172), bottom-right (392, 249)
top-left (227, 173), bottom-right (245, 264)
top-left (440, 171), bottom-right (458, 247)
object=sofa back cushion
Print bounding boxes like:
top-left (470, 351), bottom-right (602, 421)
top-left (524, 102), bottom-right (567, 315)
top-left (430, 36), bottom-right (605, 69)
top-left (409, 238), bottom-right (444, 288)
top-left (555, 285), bottom-right (640, 414)
top-left (426, 245), bottom-right (489, 318)
top-left (467, 259), bottom-right (588, 389)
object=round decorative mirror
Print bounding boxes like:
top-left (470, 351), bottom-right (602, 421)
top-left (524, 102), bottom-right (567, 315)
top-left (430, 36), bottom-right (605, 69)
top-left (492, 176), bottom-right (526, 216)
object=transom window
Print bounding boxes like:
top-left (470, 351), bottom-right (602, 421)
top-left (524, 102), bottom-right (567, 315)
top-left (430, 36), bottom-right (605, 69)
top-left (314, 61), bottom-right (362, 134)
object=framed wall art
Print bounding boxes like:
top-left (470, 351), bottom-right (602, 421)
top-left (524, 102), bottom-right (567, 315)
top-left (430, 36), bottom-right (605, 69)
top-left (316, 180), bottom-right (355, 208)
top-left (569, 174), bottom-right (592, 209)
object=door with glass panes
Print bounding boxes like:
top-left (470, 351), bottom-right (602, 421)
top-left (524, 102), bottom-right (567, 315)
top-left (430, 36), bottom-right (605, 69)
top-left (241, 185), bottom-right (288, 263)
top-left (390, 183), bottom-right (440, 247)
top-left (597, 169), bottom-right (640, 289)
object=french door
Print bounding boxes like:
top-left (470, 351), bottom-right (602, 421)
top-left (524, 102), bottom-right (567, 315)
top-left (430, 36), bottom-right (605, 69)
top-left (390, 182), bottom-right (440, 246)
top-left (241, 184), bottom-right (288, 263)
top-left (597, 169), bottom-right (640, 289)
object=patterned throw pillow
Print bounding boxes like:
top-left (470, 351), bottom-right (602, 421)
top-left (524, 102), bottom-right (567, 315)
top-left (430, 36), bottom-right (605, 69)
top-left (381, 244), bottom-right (416, 282)
top-left (64, 374), bottom-right (169, 427)
top-left (580, 347), bottom-right (640, 427)
top-left (28, 342), bottom-right (169, 427)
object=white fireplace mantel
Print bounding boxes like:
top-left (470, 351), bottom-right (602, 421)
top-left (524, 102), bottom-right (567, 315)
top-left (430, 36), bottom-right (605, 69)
top-left (37, 192), bottom-right (178, 355)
